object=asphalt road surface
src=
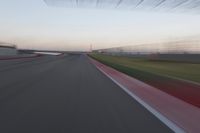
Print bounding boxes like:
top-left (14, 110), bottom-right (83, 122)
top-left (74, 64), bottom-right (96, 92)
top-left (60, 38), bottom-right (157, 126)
top-left (0, 54), bottom-right (173, 133)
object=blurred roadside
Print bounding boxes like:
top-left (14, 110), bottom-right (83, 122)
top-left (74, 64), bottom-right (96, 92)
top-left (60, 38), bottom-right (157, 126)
top-left (89, 53), bottom-right (200, 108)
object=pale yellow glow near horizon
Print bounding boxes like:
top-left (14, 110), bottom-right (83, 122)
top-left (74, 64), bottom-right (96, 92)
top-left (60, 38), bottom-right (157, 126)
top-left (0, 0), bottom-right (200, 51)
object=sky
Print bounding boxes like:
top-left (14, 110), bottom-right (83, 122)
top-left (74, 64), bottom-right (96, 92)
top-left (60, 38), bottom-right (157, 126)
top-left (0, 0), bottom-right (200, 51)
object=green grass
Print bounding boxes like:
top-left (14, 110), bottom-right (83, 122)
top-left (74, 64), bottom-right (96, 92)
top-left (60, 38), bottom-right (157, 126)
top-left (89, 53), bottom-right (200, 83)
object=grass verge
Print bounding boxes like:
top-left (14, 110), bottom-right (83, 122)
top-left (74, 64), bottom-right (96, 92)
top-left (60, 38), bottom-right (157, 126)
top-left (89, 53), bottom-right (200, 107)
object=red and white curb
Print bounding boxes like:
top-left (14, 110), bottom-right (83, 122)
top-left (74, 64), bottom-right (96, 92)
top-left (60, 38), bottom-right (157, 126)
top-left (89, 57), bottom-right (200, 133)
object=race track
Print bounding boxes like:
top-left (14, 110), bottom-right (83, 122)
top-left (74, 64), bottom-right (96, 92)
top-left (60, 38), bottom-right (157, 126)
top-left (0, 54), bottom-right (172, 133)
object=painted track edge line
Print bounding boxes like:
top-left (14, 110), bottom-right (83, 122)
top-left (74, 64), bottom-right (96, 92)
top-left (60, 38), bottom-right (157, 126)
top-left (94, 64), bottom-right (185, 133)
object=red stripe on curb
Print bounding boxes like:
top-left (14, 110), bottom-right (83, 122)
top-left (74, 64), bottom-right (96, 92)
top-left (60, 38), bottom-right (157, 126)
top-left (89, 57), bottom-right (200, 133)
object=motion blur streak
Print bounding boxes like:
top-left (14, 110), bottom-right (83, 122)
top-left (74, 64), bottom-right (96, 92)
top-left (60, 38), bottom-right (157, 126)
top-left (44, 0), bottom-right (200, 13)
top-left (95, 37), bottom-right (200, 54)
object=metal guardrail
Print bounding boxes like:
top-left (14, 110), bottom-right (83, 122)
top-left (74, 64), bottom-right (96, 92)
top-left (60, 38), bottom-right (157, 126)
top-left (94, 38), bottom-right (200, 54)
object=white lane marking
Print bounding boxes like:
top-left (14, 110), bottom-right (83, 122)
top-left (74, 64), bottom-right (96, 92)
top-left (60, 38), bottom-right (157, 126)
top-left (34, 52), bottom-right (62, 56)
top-left (95, 65), bottom-right (186, 133)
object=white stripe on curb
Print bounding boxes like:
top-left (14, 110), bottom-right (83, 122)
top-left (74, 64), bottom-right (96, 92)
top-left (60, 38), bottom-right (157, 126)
top-left (95, 65), bottom-right (186, 133)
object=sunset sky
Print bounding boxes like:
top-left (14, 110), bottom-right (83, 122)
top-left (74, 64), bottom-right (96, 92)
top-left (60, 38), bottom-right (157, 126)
top-left (0, 0), bottom-right (200, 51)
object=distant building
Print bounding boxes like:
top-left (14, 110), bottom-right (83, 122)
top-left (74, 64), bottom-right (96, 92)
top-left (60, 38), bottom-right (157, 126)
top-left (0, 43), bottom-right (18, 56)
